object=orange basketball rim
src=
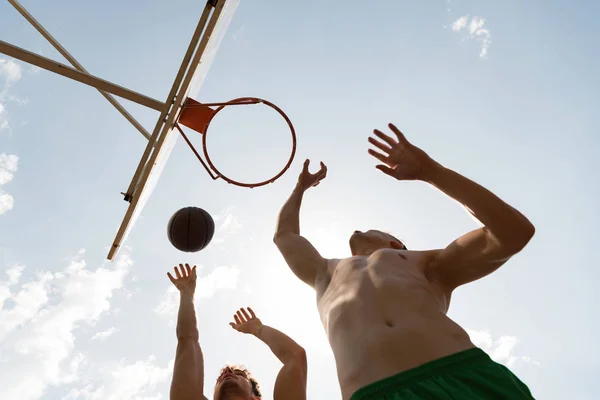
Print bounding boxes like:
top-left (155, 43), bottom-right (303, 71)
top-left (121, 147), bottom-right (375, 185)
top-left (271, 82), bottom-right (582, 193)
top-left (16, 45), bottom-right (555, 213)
top-left (175, 97), bottom-right (297, 188)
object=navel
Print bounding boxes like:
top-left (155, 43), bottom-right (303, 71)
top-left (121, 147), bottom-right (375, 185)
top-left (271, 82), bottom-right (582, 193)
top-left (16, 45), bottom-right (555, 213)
top-left (398, 253), bottom-right (407, 260)
top-left (385, 320), bottom-right (394, 328)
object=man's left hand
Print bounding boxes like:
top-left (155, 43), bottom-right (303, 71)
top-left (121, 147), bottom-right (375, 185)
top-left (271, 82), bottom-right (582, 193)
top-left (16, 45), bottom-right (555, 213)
top-left (230, 307), bottom-right (263, 336)
top-left (368, 123), bottom-right (436, 181)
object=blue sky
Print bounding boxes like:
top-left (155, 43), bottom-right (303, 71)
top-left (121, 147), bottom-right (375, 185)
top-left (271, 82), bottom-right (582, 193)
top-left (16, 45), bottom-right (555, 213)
top-left (1, 0), bottom-right (599, 398)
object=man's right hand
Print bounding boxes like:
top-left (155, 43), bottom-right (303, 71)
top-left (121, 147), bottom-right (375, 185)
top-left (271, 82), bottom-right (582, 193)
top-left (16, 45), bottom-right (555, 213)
top-left (297, 159), bottom-right (327, 191)
top-left (167, 263), bottom-right (197, 294)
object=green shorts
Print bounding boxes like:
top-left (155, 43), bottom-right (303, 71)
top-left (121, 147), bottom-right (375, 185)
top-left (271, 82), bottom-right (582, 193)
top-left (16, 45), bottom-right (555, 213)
top-left (350, 348), bottom-right (535, 400)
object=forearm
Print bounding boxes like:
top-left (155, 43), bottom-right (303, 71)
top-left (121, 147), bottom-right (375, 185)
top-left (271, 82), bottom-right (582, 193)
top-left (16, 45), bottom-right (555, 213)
top-left (275, 185), bottom-right (304, 236)
top-left (176, 291), bottom-right (199, 340)
top-left (254, 324), bottom-right (305, 364)
top-left (423, 162), bottom-right (534, 244)
top-left (171, 291), bottom-right (204, 400)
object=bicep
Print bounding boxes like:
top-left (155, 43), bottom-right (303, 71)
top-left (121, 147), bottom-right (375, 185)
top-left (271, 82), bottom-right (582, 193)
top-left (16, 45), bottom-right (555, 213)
top-left (427, 227), bottom-right (512, 290)
top-left (274, 351), bottom-right (308, 400)
top-left (274, 233), bottom-right (327, 287)
top-left (170, 339), bottom-right (205, 400)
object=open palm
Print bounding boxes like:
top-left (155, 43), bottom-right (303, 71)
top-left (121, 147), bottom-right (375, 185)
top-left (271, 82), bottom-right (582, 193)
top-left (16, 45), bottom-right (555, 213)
top-left (229, 307), bottom-right (263, 335)
top-left (167, 263), bottom-right (197, 293)
top-left (368, 123), bottom-right (434, 181)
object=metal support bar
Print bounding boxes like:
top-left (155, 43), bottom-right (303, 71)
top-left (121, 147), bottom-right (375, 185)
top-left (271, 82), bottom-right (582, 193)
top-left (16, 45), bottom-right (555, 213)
top-left (122, 1), bottom-right (214, 198)
top-left (8, 0), bottom-right (151, 140)
top-left (175, 123), bottom-right (219, 180)
top-left (0, 40), bottom-right (165, 111)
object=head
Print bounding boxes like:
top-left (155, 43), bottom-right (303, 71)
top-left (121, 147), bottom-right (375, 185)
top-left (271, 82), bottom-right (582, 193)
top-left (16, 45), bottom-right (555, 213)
top-left (349, 229), bottom-right (407, 256)
top-left (213, 365), bottom-right (261, 400)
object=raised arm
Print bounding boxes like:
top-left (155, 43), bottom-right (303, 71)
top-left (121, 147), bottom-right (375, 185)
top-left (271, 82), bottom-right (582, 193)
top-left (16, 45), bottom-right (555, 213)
top-left (168, 264), bottom-right (207, 400)
top-left (230, 308), bottom-right (307, 400)
top-left (369, 124), bottom-right (535, 291)
top-left (273, 159), bottom-right (328, 287)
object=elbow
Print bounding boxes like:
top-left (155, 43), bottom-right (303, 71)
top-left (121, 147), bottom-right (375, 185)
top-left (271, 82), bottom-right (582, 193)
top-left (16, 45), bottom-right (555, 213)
top-left (289, 346), bottom-right (308, 368)
top-left (517, 220), bottom-right (536, 248)
top-left (503, 220), bottom-right (535, 254)
top-left (282, 345), bottom-right (307, 365)
top-left (273, 231), bottom-right (292, 246)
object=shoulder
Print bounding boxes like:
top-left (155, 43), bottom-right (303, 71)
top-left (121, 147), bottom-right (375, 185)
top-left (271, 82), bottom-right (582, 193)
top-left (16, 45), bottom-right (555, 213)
top-left (414, 249), bottom-right (454, 301)
top-left (314, 258), bottom-right (341, 297)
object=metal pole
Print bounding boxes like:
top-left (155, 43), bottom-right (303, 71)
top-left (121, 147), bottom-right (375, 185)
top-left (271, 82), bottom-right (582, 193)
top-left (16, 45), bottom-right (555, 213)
top-left (7, 0), bottom-right (152, 140)
top-left (0, 40), bottom-right (165, 111)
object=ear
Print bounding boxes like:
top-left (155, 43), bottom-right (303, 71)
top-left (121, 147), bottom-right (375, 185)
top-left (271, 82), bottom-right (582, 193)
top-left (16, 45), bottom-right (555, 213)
top-left (390, 240), bottom-right (404, 250)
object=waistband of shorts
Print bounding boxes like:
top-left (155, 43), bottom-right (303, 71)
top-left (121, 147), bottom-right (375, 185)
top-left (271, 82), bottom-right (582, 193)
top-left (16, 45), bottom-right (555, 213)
top-left (350, 347), bottom-right (492, 400)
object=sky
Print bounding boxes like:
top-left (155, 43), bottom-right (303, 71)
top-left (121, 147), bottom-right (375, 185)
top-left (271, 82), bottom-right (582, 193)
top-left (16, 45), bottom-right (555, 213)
top-left (1, 0), bottom-right (599, 398)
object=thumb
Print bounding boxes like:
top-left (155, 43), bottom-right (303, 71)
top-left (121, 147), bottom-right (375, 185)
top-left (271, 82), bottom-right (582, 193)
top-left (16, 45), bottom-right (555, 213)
top-left (376, 164), bottom-right (396, 176)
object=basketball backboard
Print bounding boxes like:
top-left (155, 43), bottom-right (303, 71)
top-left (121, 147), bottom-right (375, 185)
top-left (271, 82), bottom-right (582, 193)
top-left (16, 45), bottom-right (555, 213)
top-left (106, 0), bottom-right (240, 260)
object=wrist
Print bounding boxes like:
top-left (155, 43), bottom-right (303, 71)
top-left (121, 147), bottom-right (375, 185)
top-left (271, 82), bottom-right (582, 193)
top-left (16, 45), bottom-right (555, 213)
top-left (253, 323), bottom-right (265, 338)
top-left (293, 183), bottom-right (306, 194)
top-left (418, 159), bottom-right (444, 183)
top-left (180, 290), bottom-right (195, 300)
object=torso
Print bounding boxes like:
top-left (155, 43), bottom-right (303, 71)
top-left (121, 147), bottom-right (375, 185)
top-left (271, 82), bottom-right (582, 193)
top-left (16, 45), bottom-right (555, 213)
top-left (315, 249), bottom-right (475, 400)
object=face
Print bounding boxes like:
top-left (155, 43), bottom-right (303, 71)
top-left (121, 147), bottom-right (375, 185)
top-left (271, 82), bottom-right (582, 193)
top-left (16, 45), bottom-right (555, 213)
top-left (213, 366), bottom-right (253, 400)
top-left (349, 229), bottom-right (405, 256)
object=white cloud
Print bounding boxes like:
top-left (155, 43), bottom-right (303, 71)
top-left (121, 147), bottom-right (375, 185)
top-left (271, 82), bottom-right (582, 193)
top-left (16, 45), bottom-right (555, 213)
top-left (0, 153), bottom-right (18, 215)
top-left (451, 16), bottom-right (468, 32)
top-left (466, 328), bottom-right (540, 367)
top-left (0, 251), bottom-right (133, 399)
top-left (0, 58), bottom-right (23, 132)
top-left (91, 326), bottom-right (118, 341)
top-left (448, 15), bottom-right (492, 58)
top-left (0, 153), bottom-right (18, 185)
top-left (65, 356), bottom-right (173, 400)
top-left (0, 59), bottom-right (22, 85)
top-left (155, 265), bottom-right (241, 321)
top-left (0, 103), bottom-right (8, 131)
top-left (212, 207), bottom-right (243, 245)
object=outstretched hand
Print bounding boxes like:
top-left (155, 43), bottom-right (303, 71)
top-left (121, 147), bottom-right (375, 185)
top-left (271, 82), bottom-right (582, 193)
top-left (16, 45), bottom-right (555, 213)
top-left (297, 159), bottom-right (327, 190)
top-left (368, 123), bottom-right (435, 181)
top-left (167, 263), bottom-right (197, 294)
top-left (230, 307), bottom-right (263, 336)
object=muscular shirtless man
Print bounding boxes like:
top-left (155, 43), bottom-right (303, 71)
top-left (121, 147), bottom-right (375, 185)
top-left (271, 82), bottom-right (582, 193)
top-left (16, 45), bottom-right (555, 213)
top-left (168, 264), bottom-right (307, 400)
top-left (273, 124), bottom-right (536, 399)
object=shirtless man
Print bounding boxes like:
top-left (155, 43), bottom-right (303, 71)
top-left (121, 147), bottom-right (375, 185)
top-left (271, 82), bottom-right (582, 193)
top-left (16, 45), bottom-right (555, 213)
top-left (273, 124), bottom-right (536, 399)
top-left (167, 264), bottom-right (307, 400)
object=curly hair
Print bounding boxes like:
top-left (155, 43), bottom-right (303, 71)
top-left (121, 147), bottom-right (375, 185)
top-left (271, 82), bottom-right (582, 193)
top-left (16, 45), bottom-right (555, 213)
top-left (217, 364), bottom-right (262, 398)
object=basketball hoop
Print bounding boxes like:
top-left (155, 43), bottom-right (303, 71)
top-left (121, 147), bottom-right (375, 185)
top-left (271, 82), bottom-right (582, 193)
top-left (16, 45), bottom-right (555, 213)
top-left (175, 97), bottom-right (296, 188)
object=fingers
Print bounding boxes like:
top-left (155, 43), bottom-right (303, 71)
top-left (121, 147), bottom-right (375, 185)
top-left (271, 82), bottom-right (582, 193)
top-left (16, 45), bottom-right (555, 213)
top-left (234, 313), bottom-right (242, 325)
top-left (388, 123), bottom-right (409, 145)
top-left (240, 308), bottom-right (252, 321)
top-left (167, 272), bottom-right (176, 285)
top-left (236, 310), bottom-right (248, 324)
top-left (368, 136), bottom-right (392, 154)
top-left (248, 307), bottom-right (257, 319)
top-left (376, 164), bottom-right (396, 177)
top-left (169, 264), bottom-right (197, 282)
top-left (373, 129), bottom-right (396, 147)
top-left (368, 148), bottom-right (389, 164)
top-left (302, 159), bottom-right (309, 174)
top-left (319, 161), bottom-right (327, 173)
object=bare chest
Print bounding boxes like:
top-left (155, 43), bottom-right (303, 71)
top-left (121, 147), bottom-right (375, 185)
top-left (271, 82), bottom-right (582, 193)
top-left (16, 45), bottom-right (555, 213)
top-left (317, 250), bottom-right (449, 327)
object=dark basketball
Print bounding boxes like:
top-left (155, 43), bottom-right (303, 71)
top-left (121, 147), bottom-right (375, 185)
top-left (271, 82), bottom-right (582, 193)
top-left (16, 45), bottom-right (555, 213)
top-left (167, 207), bottom-right (215, 252)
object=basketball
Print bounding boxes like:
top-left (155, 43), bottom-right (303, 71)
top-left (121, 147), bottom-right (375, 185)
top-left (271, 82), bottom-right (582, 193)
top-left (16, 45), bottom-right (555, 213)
top-left (167, 207), bottom-right (215, 252)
